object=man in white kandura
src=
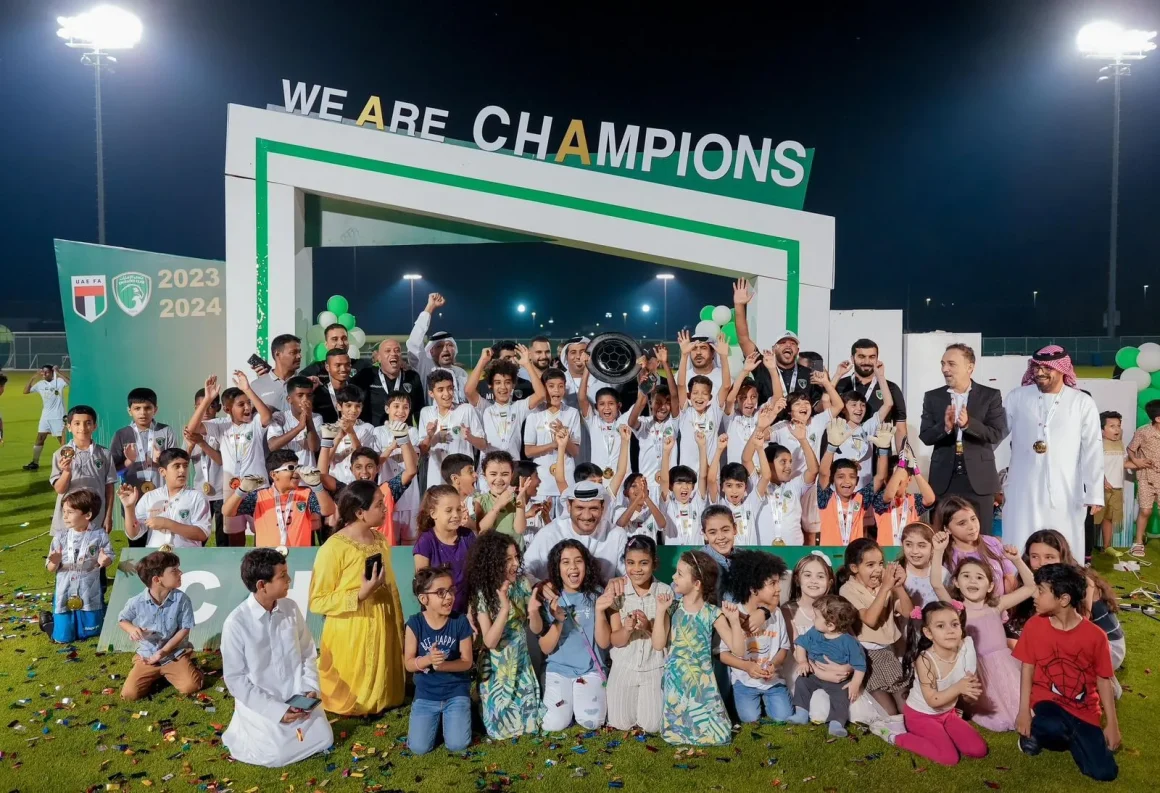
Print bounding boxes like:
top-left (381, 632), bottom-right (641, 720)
top-left (221, 548), bottom-right (333, 767)
top-left (1003, 345), bottom-right (1103, 556)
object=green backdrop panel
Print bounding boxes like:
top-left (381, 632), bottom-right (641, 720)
top-left (97, 545), bottom-right (846, 652)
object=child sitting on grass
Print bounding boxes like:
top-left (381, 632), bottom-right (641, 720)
top-left (788, 594), bottom-right (867, 738)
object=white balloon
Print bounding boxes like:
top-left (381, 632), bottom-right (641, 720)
top-left (711, 305), bottom-right (732, 326)
top-left (347, 344), bottom-right (361, 360)
top-left (694, 320), bottom-right (720, 339)
top-left (306, 324), bottom-right (324, 346)
top-left (317, 310), bottom-right (338, 327)
top-left (1136, 342), bottom-right (1160, 373)
top-left (727, 345), bottom-right (745, 377)
top-left (1121, 367), bottom-right (1152, 391)
top-left (350, 327), bottom-right (366, 348)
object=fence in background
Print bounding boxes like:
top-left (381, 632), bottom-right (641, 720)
top-left (981, 336), bottom-right (1160, 366)
top-left (0, 332), bottom-right (70, 370)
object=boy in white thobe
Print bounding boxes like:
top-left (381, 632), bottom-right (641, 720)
top-left (222, 548), bottom-right (332, 767)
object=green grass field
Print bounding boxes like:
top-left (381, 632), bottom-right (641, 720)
top-left (1, 372), bottom-right (1158, 792)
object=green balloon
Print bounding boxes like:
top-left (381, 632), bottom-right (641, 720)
top-left (1115, 346), bottom-right (1139, 369)
top-left (721, 320), bottom-right (738, 345)
top-left (326, 295), bottom-right (349, 315)
top-left (1140, 388), bottom-right (1160, 410)
top-left (338, 312), bottom-right (356, 330)
top-left (314, 342), bottom-right (328, 362)
top-left (699, 305), bottom-right (715, 322)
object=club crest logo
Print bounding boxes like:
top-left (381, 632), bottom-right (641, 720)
top-left (296, 502), bottom-right (307, 512)
top-left (402, 383), bottom-right (412, 393)
top-left (71, 275), bottom-right (107, 323)
top-left (111, 272), bottom-right (152, 317)
top-left (179, 509), bottom-right (190, 522)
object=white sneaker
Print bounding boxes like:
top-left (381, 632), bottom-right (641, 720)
top-left (869, 720), bottom-right (897, 745)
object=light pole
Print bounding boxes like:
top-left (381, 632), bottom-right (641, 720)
top-left (58, 6), bottom-right (143, 245)
top-left (1078, 21), bottom-right (1156, 338)
top-left (622, 312), bottom-right (628, 327)
top-left (656, 274), bottom-right (675, 340)
top-left (403, 274), bottom-right (422, 318)
top-left (1032, 290), bottom-right (1038, 308)
top-left (1145, 284), bottom-right (1151, 300)
top-left (531, 311), bottom-right (536, 328)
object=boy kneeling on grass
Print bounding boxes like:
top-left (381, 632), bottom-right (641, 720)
top-left (118, 550), bottom-right (204, 701)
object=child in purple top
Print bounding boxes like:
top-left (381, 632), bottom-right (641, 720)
top-left (936, 496), bottom-right (1017, 597)
top-left (413, 485), bottom-right (476, 613)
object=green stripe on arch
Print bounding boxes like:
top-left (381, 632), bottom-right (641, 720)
top-left (253, 138), bottom-right (802, 352)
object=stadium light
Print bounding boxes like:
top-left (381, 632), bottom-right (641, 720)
top-left (655, 274), bottom-right (675, 339)
top-left (58, 5), bottom-right (143, 246)
top-left (1078, 21), bottom-right (1155, 338)
top-left (402, 273), bottom-right (422, 317)
top-left (517, 304), bottom-right (526, 313)
top-left (641, 303), bottom-right (651, 313)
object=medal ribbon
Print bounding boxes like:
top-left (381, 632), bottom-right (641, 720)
top-left (890, 496), bottom-right (909, 545)
top-left (836, 496), bottom-right (856, 546)
top-left (852, 371), bottom-right (878, 401)
top-left (134, 424), bottom-right (156, 486)
top-left (1037, 391), bottom-right (1063, 447)
top-left (768, 487), bottom-right (785, 543)
top-left (273, 489), bottom-right (294, 546)
top-left (377, 369), bottom-right (403, 395)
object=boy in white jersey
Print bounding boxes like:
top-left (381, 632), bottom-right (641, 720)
top-left (751, 412), bottom-right (819, 547)
top-left (185, 386), bottom-right (226, 547)
top-left (318, 385), bottom-right (378, 485)
top-left (659, 432), bottom-right (708, 545)
top-left (266, 376), bottom-right (323, 466)
top-left (418, 369), bottom-right (485, 487)
top-left (707, 433), bottom-right (767, 546)
top-left (576, 346), bottom-right (629, 485)
top-left (465, 343), bottom-right (545, 460)
top-left (829, 360), bottom-right (893, 488)
top-left (523, 368), bottom-right (581, 497)
top-left (120, 448), bottom-right (212, 548)
top-left (23, 364), bottom-right (68, 470)
top-left (674, 330), bottom-right (732, 469)
top-left (185, 372), bottom-right (274, 546)
top-left (614, 472), bottom-right (667, 541)
top-left (50, 405), bottom-right (117, 535)
top-left (373, 392), bottom-right (422, 542)
top-left (627, 346), bottom-right (677, 503)
top-left (724, 352), bottom-right (767, 467)
top-left (111, 388), bottom-right (180, 547)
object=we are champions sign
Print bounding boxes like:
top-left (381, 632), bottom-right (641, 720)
top-left (278, 80), bottom-right (815, 210)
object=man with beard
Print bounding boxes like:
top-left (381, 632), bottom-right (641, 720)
top-left (353, 338), bottom-right (424, 426)
top-left (299, 324), bottom-right (370, 379)
top-left (683, 335), bottom-right (721, 393)
top-left (250, 334), bottom-right (302, 414)
top-left (407, 293), bottom-right (469, 404)
top-left (311, 349), bottom-right (357, 424)
top-left (525, 336), bottom-right (555, 376)
top-left (560, 336), bottom-right (610, 464)
top-left (474, 340), bottom-right (533, 403)
top-left (1002, 346), bottom-right (1103, 555)
top-left (835, 339), bottom-right (908, 448)
top-left (731, 279), bottom-right (818, 407)
top-left (523, 482), bottom-right (627, 582)
top-left (919, 343), bottom-right (1006, 535)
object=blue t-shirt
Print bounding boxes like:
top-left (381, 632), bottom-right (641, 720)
top-left (406, 612), bottom-right (473, 701)
top-left (794, 627), bottom-right (867, 672)
top-left (543, 590), bottom-right (604, 678)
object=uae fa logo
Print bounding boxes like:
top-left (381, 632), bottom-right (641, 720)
top-left (112, 272), bottom-right (152, 317)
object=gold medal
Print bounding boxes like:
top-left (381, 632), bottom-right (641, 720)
top-left (59, 447), bottom-right (76, 461)
top-left (140, 482), bottom-right (155, 493)
top-left (1033, 440), bottom-right (1047, 454)
top-left (603, 467), bottom-right (614, 480)
top-left (66, 595), bottom-right (84, 611)
top-left (202, 483), bottom-right (213, 496)
top-left (276, 545), bottom-right (289, 556)
top-left (772, 538), bottom-right (786, 546)
top-left (654, 473), bottom-right (661, 483)
top-left (550, 464), bottom-right (558, 475)
top-left (158, 544), bottom-right (174, 553)
top-left (229, 477), bottom-right (241, 491)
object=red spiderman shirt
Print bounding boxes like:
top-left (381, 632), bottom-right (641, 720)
top-left (1013, 614), bottom-right (1114, 726)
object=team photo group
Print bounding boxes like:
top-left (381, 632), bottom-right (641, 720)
top-left (29, 278), bottom-right (1159, 784)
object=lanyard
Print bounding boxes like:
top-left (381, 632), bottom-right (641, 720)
top-left (767, 487), bottom-right (787, 542)
top-left (852, 372), bottom-right (877, 401)
top-left (326, 384), bottom-right (339, 412)
top-left (890, 496), bottom-right (910, 545)
top-left (600, 421), bottom-right (617, 460)
top-left (227, 422), bottom-right (252, 470)
top-left (272, 489), bottom-right (294, 546)
top-left (783, 366), bottom-right (798, 393)
top-left (729, 499), bottom-right (750, 539)
top-left (561, 595), bottom-right (607, 682)
top-left (134, 424), bottom-right (156, 481)
top-left (836, 496), bottom-right (857, 545)
top-left (1037, 391), bottom-right (1063, 443)
top-left (377, 369), bottom-right (403, 394)
top-left (491, 404), bottom-right (514, 440)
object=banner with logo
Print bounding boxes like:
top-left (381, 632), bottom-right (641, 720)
top-left (97, 545), bottom-right (844, 652)
top-left (55, 240), bottom-right (227, 449)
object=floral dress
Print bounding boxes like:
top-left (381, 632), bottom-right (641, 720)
top-left (477, 576), bottom-right (541, 739)
top-left (661, 601), bottom-right (731, 746)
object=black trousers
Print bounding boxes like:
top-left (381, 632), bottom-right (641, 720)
top-left (940, 468), bottom-right (995, 536)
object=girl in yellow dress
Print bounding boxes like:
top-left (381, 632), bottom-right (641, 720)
top-left (309, 480), bottom-right (405, 715)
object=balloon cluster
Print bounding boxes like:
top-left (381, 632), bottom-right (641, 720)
top-left (305, 295), bottom-right (367, 362)
top-left (694, 304), bottom-right (745, 376)
top-left (1115, 343), bottom-right (1160, 428)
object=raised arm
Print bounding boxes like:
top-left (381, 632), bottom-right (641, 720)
top-left (465, 347), bottom-right (492, 408)
top-left (609, 424), bottom-right (632, 495)
top-left (814, 366), bottom-right (846, 418)
top-left (674, 329), bottom-right (693, 413)
top-left (406, 293), bottom-right (444, 378)
top-left (234, 371), bottom-right (273, 427)
top-left (715, 333), bottom-right (733, 409)
top-left (732, 279), bottom-right (758, 358)
top-left (707, 434), bottom-right (728, 500)
top-left (659, 435), bottom-right (675, 502)
top-left (872, 362), bottom-right (894, 422)
top-left (517, 344), bottom-right (547, 410)
top-left (185, 376), bottom-right (220, 439)
top-left (995, 545), bottom-right (1037, 612)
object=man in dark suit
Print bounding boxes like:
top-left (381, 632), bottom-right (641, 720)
top-left (919, 343), bottom-right (1007, 535)
top-left (353, 338), bottom-right (424, 426)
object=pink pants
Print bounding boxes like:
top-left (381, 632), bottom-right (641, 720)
top-left (896, 704), bottom-right (988, 766)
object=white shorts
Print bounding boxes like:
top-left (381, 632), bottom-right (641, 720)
top-left (38, 417), bottom-right (64, 435)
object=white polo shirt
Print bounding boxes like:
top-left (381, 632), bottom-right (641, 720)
top-left (189, 437), bottom-right (224, 503)
top-left (418, 404), bottom-right (483, 487)
top-left (634, 415), bottom-right (677, 493)
top-left (583, 412), bottom-right (629, 474)
top-left (523, 405), bottom-right (581, 496)
top-left (663, 492), bottom-right (706, 546)
top-left (32, 377), bottom-right (68, 421)
top-left (267, 411), bottom-right (324, 467)
top-left (204, 416), bottom-right (268, 483)
top-left (328, 421), bottom-right (379, 485)
top-left (677, 402), bottom-right (724, 470)
top-left (476, 397), bottom-right (533, 460)
top-left (718, 488), bottom-right (763, 545)
top-left (134, 486), bottom-right (212, 547)
top-left (757, 476), bottom-right (807, 546)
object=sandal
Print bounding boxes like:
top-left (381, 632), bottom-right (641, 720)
top-left (1130, 544), bottom-right (1147, 558)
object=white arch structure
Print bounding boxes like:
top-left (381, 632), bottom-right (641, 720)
top-left (223, 104), bottom-right (835, 367)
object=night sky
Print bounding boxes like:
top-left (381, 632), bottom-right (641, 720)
top-left (3, 0), bottom-right (1158, 340)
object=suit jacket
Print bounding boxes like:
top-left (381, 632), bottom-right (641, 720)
top-left (919, 380), bottom-right (1006, 495)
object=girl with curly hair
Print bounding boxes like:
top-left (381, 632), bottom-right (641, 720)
top-left (465, 531), bottom-right (539, 739)
top-left (530, 539), bottom-right (608, 731)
